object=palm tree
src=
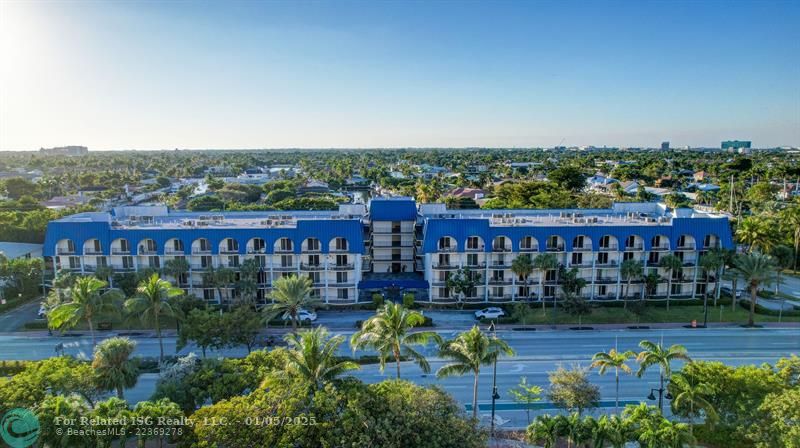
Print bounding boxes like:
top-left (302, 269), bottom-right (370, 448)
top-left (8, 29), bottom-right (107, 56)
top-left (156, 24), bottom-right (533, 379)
top-left (511, 254), bottom-right (533, 300)
top-left (699, 252), bottom-right (723, 327)
top-left (92, 337), bottom-right (138, 399)
top-left (732, 252), bottom-right (778, 327)
top-left (591, 348), bottom-right (635, 413)
top-left (526, 414), bottom-right (561, 448)
top-left (642, 271), bottom-right (660, 302)
top-left (124, 274), bottom-right (183, 362)
top-left (736, 216), bottom-right (778, 253)
top-left (770, 245), bottom-right (793, 294)
top-left (668, 373), bottom-right (718, 438)
top-left (350, 302), bottom-right (443, 378)
top-left (48, 276), bottom-right (122, 347)
top-left (620, 259), bottom-right (643, 309)
top-left (163, 257), bottom-right (190, 288)
top-left (282, 327), bottom-right (360, 391)
top-left (658, 255), bottom-right (683, 311)
top-left (436, 325), bottom-right (515, 419)
top-left (206, 266), bottom-right (236, 308)
top-left (557, 413), bottom-right (592, 448)
top-left (594, 415), bottom-right (634, 448)
top-left (636, 340), bottom-right (691, 413)
top-left (533, 253), bottom-right (558, 312)
top-left (266, 275), bottom-right (319, 332)
top-left (779, 204), bottom-right (800, 272)
top-left (640, 419), bottom-right (695, 448)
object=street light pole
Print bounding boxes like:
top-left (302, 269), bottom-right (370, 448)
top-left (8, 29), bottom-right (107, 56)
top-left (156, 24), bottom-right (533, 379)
top-left (489, 321), bottom-right (500, 439)
top-left (647, 375), bottom-right (673, 414)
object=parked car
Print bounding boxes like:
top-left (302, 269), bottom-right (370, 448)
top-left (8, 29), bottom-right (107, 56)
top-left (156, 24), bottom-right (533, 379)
top-left (475, 307), bottom-right (505, 320)
top-left (720, 286), bottom-right (743, 298)
top-left (282, 308), bottom-right (317, 323)
top-left (37, 304), bottom-right (47, 319)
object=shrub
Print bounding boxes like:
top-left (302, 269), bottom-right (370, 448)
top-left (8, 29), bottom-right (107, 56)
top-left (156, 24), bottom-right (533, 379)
top-left (372, 293), bottom-right (384, 308)
top-left (403, 293), bottom-right (415, 308)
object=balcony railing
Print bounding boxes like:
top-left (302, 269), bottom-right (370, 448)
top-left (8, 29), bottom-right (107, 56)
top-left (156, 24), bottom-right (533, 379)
top-left (165, 249), bottom-right (184, 255)
top-left (492, 246), bottom-right (512, 252)
top-left (488, 278), bottom-right (512, 285)
top-left (57, 248), bottom-right (76, 255)
top-left (437, 246), bottom-right (456, 252)
top-left (595, 277), bottom-right (618, 284)
top-left (111, 249), bottom-right (130, 255)
top-left (193, 249), bottom-right (212, 255)
top-left (465, 262), bottom-right (486, 268)
top-left (573, 246), bottom-right (593, 252)
top-left (651, 246), bottom-right (670, 251)
top-left (465, 245), bottom-right (484, 252)
top-left (433, 263), bottom-right (457, 269)
top-left (84, 249), bottom-right (103, 255)
top-left (488, 262), bottom-right (508, 269)
top-left (546, 245), bottom-right (565, 252)
top-left (519, 246), bottom-right (538, 252)
top-left (274, 265), bottom-right (297, 271)
top-left (220, 248), bottom-right (239, 254)
top-left (625, 245), bottom-right (644, 251)
top-left (598, 245), bottom-right (619, 251)
top-left (596, 260), bottom-right (618, 267)
top-left (300, 263), bottom-right (323, 271)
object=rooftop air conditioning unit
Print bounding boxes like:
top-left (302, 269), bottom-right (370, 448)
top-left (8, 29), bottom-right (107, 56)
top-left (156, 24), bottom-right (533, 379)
top-left (261, 220), bottom-right (272, 226)
top-left (645, 217), bottom-right (657, 223)
top-left (183, 220), bottom-right (195, 227)
top-left (196, 220), bottom-right (209, 226)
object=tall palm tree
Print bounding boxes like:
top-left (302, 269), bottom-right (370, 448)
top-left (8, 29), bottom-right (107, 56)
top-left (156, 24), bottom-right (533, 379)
top-left (736, 216), bottom-right (778, 253)
top-left (283, 327), bottom-right (360, 391)
top-left (658, 255), bottom-right (683, 311)
top-left (668, 373), bottom-right (718, 438)
top-left (732, 252), bottom-right (778, 327)
top-left (436, 325), bottom-right (514, 419)
top-left (620, 259), bottom-right (643, 308)
top-left (779, 204), bottom-right (800, 272)
top-left (124, 274), bottom-right (183, 362)
top-left (533, 253), bottom-right (558, 312)
top-left (265, 275), bottom-right (320, 332)
top-left (591, 348), bottom-right (635, 413)
top-left (636, 340), bottom-right (691, 413)
top-left (699, 252), bottom-right (723, 327)
top-left (92, 337), bottom-right (138, 399)
top-left (639, 419), bottom-right (695, 448)
top-left (350, 302), bottom-right (442, 378)
top-left (708, 247), bottom-right (730, 306)
top-left (511, 254), bottom-right (533, 300)
top-left (48, 276), bottom-right (122, 347)
top-left (770, 245), bottom-right (793, 294)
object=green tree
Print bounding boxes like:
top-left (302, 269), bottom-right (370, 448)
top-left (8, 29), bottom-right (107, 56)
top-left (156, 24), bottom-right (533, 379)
top-left (526, 414), bottom-right (561, 448)
top-left (732, 252), bottom-right (778, 327)
top-left (445, 267), bottom-right (481, 305)
top-left (351, 302), bottom-right (442, 378)
top-left (48, 276), bottom-right (122, 347)
top-left (533, 253), bottom-right (558, 312)
top-left (437, 325), bottom-right (514, 419)
top-left (509, 376), bottom-right (542, 426)
top-left (748, 387), bottom-right (800, 448)
top-left (591, 348), bottom-right (635, 413)
top-left (282, 327), bottom-right (360, 392)
top-left (92, 337), bottom-right (138, 399)
top-left (511, 254), bottom-right (533, 299)
top-left (668, 372), bottom-right (718, 438)
top-left (698, 252), bottom-right (723, 325)
top-left (224, 305), bottom-right (263, 353)
top-left (770, 244), bottom-right (793, 294)
top-left (778, 203), bottom-right (800, 272)
top-left (92, 397), bottom-right (133, 448)
top-left (237, 258), bottom-right (260, 305)
top-left (177, 307), bottom-right (224, 357)
top-left (736, 216), bottom-right (778, 253)
top-left (620, 259), bottom-right (643, 308)
top-left (635, 340), bottom-right (691, 413)
top-left (163, 257), bottom-right (190, 287)
top-left (0, 357), bottom-right (98, 411)
top-left (658, 254), bottom-right (683, 310)
top-left (594, 414), bottom-right (635, 448)
top-left (124, 273), bottom-right (183, 362)
top-left (266, 274), bottom-right (319, 332)
top-left (132, 398), bottom-right (184, 448)
top-left (547, 365), bottom-right (600, 416)
top-left (36, 394), bottom-right (92, 448)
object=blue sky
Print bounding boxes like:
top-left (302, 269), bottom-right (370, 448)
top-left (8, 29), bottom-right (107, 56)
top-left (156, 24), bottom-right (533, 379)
top-left (1, 0), bottom-right (798, 150)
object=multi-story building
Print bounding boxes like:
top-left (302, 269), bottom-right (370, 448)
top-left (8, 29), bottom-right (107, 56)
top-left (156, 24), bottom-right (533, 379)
top-left (43, 199), bottom-right (733, 306)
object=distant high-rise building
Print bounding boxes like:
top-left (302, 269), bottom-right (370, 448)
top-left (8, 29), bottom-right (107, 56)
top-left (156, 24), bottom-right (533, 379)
top-left (721, 140), bottom-right (751, 151)
top-left (39, 146), bottom-right (88, 156)
top-left (661, 142), bottom-right (670, 150)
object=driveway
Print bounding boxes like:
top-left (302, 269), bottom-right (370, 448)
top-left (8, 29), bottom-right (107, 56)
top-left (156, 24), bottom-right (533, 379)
top-left (0, 300), bottom-right (42, 332)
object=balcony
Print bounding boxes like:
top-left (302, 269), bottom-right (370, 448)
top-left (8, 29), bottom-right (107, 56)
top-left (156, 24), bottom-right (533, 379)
top-left (595, 277), bottom-right (618, 284)
top-left (465, 245), bottom-right (484, 252)
top-left (519, 246), bottom-right (538, 252)
top-left (488, 262), bottom-right (508, 269)
top-left (300, 263), bottom-right (323, 271)
top-left (301, 248), bottom-right (322, 254)
top-left (546, 245), bottom-right (565, 252)
top-left (274, 265), bottom-right (297, 271)
top-left (219, 248), bottom-right (239, 254)
top-left (165, 249), bottom-right (184, 255)
top-left (331, 282), bottom-right (355, 288)
top-left (598, 245), bottom-right (619, 251)
top-left (330, 247), bottom-right (349, 253)
top-left (57, 248), bottom-right (76, 255)
top-left (331, 263), bottom-right (354, 271)
top-left (572, 246), bottom-right (593, 252)
top-left (651, 246), bottom-right (670, 252)
top-left (431, 281), bottom-right (448, 287)
top-left (596, 260), bottom-right (618, 267)
top-left (676, 244), bottom-right (695, 251)
top-left (192, 249), bottom-right (212, 255)
top-left (625, 245), bottom-right (644, 251)
top-left (492, 246), bottom-right (512, 253)
top-left (433, 263), bottom-right (457, 270)
top-left (488, 278), bottom-right (512, 285)
top-left (111, 249), bottom-right (130, 255)
top-left (488, 294), bottom-right (513, 301)
top-left (275, 247), bottom-right (294, 253)
top-left (465, 262), bottom-right (486, 268)
top-left (84, 249), bottom-right (103, 255)
top-left (570, 260), bottom-right (593, 267)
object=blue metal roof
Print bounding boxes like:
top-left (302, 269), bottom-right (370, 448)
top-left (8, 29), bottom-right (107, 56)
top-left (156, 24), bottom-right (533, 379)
top-left (369, 198), bottom-right (417, 221)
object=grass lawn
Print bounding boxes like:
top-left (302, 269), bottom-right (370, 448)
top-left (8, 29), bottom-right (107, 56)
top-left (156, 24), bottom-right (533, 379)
top-left (25, 316), bottom-right (181, 332)
top-left (510, 302), bottom-right (800, 326)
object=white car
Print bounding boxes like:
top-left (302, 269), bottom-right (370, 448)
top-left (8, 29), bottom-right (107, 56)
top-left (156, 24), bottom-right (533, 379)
top-left (37, 304), bottom-right (47, 319)
top-left (283, 309), bottom-right (317, 323)
top-left (475, 307), bottom-right (505, 320)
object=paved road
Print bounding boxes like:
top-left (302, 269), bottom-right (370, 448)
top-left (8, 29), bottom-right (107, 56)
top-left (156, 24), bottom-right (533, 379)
top-left (0, 300), bottom-right (41, 332)
top-left (3, 327), bottom-right (797, 428)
